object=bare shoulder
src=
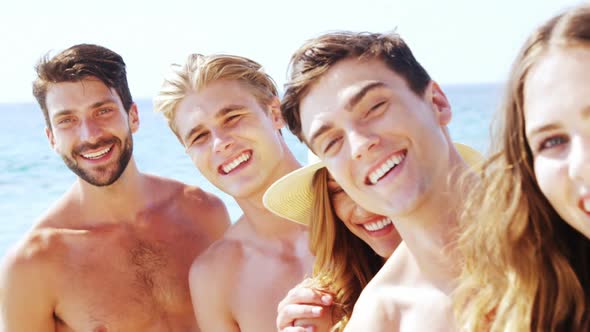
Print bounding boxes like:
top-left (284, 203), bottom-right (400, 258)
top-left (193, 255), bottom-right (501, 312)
top-left (0, 224), bottom-right (69, 301)
top-left (146, 174), bottom-right (227, 211)
top-left (189, 233), bottom-right (244, 284)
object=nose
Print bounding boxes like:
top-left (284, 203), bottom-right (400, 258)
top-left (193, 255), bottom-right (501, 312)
top-left (351, 201), bottom-right (373, 219)
top-left (79, 119), bottom-right (103, 143)
top-left (349, 128), bottom-right (379, 160)
top-left (212, 130), bottom-right (234, 153)
top-left (568, 136), bottom-right (590, 183)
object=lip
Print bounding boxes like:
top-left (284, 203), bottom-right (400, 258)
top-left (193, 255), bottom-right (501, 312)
top-left (579, 194), bottom-right (590, 215)
top-left (217, 149), bottom-right (253, 175)
top-left (364, 149), bottom-right (407, 186)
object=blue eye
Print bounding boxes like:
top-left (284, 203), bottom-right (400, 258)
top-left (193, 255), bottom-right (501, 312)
top-left (539, 136), bottom-right (568, 151)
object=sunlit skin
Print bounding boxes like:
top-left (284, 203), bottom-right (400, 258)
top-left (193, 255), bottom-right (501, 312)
top-left (173, 78), bottom-right (313, 332)
top-left (299, 58), bottom-right (454, 220)
top-left (46, 78), bottom-right (135, 186)
top-left (327, 176), bottom-right (401, 258)
top-left (282, 175), bottom-right (403, 332)
top-left (525, 46), bottom-right (590, 240)
top-left (174, 79), bottom-right (290, 199)
top-left (279, 57), bottom-right (467, 332)
top-left (0, 77), bottom-right (231, 332)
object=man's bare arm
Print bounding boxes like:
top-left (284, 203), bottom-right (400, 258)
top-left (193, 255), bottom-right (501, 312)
top-left (188, 245), bottom-right (240, 332)
top-left (0, 249), bottom-right (56, 331)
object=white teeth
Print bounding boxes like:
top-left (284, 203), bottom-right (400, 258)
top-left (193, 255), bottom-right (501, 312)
top-left (362, 218), bottom-right (392, 232)
top-left (81, 147), bottom-right (111, 159)
top-left (583, 199), bottom-right (590, 213)
top-left (368, 153), bottom-right (406, 184)
top-left (222, 152), bottom-right (251, 174)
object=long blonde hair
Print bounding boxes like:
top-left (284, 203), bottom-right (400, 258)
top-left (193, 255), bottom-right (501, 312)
top-left (455, 4), bottom-right (590, 331)
top-left (307, 168), bottom-right (383, 331)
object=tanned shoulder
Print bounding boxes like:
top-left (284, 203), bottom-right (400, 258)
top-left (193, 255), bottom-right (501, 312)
top-left (189, 233), bottom-right (244, 286)
top-left (0, 225), bottom-right (64, 327)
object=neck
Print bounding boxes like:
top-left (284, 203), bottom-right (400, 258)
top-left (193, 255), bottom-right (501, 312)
top-left (74, 158), bottom-right (150, 223)
top-left (391, 155), bottom-right (473, 293)
top-left (235, 150), bottom-right (305, 239)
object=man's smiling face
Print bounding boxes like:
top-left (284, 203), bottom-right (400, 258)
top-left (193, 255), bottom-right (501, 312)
top-left (299, 57), bottom-right (454, 218)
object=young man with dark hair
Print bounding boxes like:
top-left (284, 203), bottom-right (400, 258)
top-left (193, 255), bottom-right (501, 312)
top-left (277, 31), bottom-right (479, 331)
top-left (0, 44), bottom-right (231, 332)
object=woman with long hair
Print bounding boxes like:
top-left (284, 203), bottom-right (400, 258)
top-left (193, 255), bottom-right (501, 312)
top-left (455, 4), bottom-right (590, 331)
top-left (265, 143), bottom-right (480, 331)
top-left (264, 154), bottom-right (401, 331)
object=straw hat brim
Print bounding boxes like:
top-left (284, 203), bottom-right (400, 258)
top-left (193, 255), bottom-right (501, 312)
top-left (263, 142), bottom-right (483, 225)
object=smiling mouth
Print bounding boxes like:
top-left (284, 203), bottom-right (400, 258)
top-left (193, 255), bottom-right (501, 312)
top-left (219, 151), bottom-right (252, 175)
top-left (582, 198), bottom-right (590, 214)
top-left (365, 150), bottom-right (407, 185)
top-left (80, 146), bottom-right (112, 160)
top-left (362, 217), bottom-right (393, 232)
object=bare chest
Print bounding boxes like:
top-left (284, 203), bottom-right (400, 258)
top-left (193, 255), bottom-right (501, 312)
top-left (232, 253), bottom-right (313, 332)
top-left (52, 229), bottom-right (211, 332)
top-left (391, 286), bottom-right (455, 332)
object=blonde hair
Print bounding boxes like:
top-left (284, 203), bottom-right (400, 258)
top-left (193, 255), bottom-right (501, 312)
top-left (307, 168), bottom-right (383, 331)
top-left (455, 4), bottom-right (590, 331)
top-left (154, 54), bottom-right (278, 142)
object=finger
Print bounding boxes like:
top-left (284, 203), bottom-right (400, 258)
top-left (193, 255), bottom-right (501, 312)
top-left (277, 304), bottom-right (325, 329)
top-left (281, 327), bottom-right (314, 332)
top-left (278, 286), bottom-right (333, 311)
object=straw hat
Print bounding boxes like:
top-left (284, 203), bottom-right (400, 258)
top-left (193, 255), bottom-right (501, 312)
top-left (262, 142), bottom-right (483, 225)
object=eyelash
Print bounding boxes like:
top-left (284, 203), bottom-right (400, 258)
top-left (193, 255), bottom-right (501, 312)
top-left (538, 136), bottom-right (568, 151)
top-left (192, 132), bottom-right (209, 145)
top-left (97, 108), bottom-right (112, 115)
top-left (324, 136), bottom-right (342, 154)
top-left (369, 101), bottom-right (386, 113)
top-left (329, 187), bottom-right (344, 196)
top-left (225, 114), bottom-right (242, 125)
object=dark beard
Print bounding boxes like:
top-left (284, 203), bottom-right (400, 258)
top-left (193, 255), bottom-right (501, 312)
top-left (61, 133), bottom-right (134, 187)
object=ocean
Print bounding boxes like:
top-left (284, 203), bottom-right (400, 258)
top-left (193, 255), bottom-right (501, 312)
top-left (0, 83), bottom-right (502, 255)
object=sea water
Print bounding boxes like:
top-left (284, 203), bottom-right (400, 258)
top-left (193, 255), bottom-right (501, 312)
top-left (0, 83), bottom-right (501, 255)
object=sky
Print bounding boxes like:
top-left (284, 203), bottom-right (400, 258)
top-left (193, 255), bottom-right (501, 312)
top-left (0, 0), bottom-right (583, 103)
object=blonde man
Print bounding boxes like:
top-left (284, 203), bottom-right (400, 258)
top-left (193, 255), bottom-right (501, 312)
top-left (154, 54), bottom-right (314, 332)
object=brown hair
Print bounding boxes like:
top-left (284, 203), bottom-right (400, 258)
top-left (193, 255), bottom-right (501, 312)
top-left (307, 168), bottom-right (383, 331)
top-left (281, 31), bottom-right (431, 143)
top-left (153, 54), bottom-right (278, 142)
top-left (455, 4), bottom-right (590, 331)
top-left (33, 44), bottom-right (133, 130)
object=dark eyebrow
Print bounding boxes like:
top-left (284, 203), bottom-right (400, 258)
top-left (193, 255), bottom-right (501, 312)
top-left (346, 82), bottom-right (386, 111)
top-left (527, 123), bottom-right (560, 138)
top-left (89, 99), bottom-right (117, 110)
top-left (51, 98), bottom-right (117, 121)
top-left (51, 109), bottom-right (75, 120)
